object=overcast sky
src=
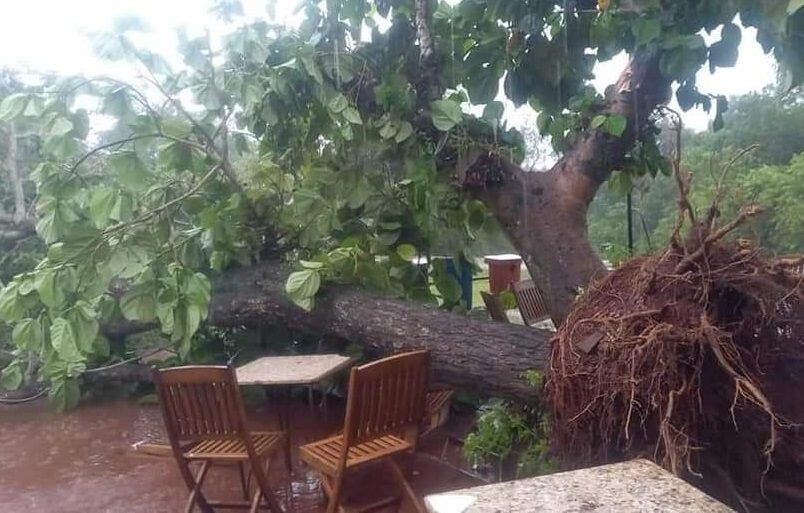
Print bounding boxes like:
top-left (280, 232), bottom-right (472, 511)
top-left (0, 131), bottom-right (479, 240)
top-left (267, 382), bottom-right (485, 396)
top-left (0, 0), bottom-right (779, 133)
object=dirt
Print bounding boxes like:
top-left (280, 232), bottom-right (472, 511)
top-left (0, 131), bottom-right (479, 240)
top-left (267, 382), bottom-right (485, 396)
top-left (0, 396), bottom-right (480, 512)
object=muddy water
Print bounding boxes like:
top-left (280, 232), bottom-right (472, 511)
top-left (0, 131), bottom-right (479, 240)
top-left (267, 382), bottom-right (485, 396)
top-left (0, 398), bottom-right (479, 512)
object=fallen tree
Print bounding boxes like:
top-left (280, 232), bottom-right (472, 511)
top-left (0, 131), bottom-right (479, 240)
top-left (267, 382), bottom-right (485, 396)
top-left (103, 261), bottom-right (551, 401)
top-left (214, 263), bottom-right (550, 400)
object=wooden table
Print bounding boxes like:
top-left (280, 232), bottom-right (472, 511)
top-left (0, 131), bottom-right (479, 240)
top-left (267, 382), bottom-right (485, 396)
top-left (236, 354), bottom-right (354, 469)
top-left (424, 459), bottom-right (734, 513)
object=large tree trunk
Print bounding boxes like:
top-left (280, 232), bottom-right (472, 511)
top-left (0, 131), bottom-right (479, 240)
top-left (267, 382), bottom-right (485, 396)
top-left (106, 262), bottom-right (551, 401)
top-left (462, 53), bottom-right (671, 324)
top-left (411, 0), bottom-right (672, 324)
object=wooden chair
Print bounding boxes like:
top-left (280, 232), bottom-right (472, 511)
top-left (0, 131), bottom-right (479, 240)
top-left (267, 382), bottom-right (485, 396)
top-left (512, 280), bottom-right (551, 326)
top-left (480, 291), bottom-right (510, 323)
top-left (153, 365), bottom-right (287, 513)
top-left (299, 350), bottom-right (430, 513)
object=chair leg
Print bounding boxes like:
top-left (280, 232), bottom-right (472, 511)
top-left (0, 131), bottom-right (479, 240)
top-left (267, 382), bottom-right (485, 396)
top-left (252, 455), bottom-right (284, 513)
top-left (184, 461), bottom-right (212, 513)
top-left (325, 474), bottom-right (345, 513)
top-left (239, 461), bottom-right (249, 500)
top-left (249, 485), bottom-right (263, 513)
top-left (388, 458), bottom-right (425, 513)
top-left (176, 458), bottom-right (214, 513)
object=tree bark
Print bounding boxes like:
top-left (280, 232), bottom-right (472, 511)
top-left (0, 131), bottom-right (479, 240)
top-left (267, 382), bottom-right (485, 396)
top-left (203, 262), bottom-right (550, 401)
top-left (1, 125), bottom-right (34, 242)
top-left (461, 53), bottom-right (671, 324)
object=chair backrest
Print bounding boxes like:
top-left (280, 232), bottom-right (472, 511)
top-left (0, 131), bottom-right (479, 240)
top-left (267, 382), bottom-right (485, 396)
top-left (153, 365), bottom-right (248, 444)
top-left (513, 280), bottom-right (551, 326)
top-left (342, 350), bottom-right (430, 448)
top-left (481, 291), bottom-right (510, 323)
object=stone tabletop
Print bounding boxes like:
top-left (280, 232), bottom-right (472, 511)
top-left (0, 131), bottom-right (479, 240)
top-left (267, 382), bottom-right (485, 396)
top-left (236, 354), bottom-right (353, 386)
top-left (424, 459), bottom-right (734, 513)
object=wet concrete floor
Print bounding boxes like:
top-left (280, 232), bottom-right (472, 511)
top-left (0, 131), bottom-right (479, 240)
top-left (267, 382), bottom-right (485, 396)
top-left (0, 396), bottom-right (480, 512)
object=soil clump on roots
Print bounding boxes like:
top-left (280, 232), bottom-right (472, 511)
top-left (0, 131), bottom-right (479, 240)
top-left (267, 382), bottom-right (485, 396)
top-left (546, 170), bottom-right (804, 511)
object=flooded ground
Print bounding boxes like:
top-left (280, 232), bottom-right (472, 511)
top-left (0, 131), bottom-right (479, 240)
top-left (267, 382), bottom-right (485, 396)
top-left (0, 395), bottom-right (481, 512)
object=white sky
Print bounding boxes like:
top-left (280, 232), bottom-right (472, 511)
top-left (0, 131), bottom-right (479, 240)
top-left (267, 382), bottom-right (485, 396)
top-left (0, 0), bottom-right (778, 133)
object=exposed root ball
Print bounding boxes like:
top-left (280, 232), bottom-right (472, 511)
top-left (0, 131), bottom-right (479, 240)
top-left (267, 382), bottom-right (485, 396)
top-left (546, 240), bottom-right (804, 512)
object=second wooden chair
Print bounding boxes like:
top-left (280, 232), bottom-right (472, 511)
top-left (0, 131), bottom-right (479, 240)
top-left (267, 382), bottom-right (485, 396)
top-left (299, 350), bottom-right (431, 513)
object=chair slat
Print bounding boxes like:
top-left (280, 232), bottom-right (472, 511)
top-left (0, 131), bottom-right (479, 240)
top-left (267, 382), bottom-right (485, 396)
top-left (513, 279), bottom-right (551, 326)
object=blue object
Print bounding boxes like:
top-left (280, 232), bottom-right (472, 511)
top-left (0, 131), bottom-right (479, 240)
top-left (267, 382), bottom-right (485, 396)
top-left (444, 257), bottom-right (473, 309)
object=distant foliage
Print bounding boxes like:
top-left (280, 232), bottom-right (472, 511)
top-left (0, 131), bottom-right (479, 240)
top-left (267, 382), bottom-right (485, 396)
top-left (589, 89), bottom-right (804, 261)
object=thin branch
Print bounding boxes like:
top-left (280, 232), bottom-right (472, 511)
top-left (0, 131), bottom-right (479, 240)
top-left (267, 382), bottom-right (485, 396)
top-left (0, 388), bottom-right (48, 404)
top-left (83, 346), bottom-right (170, 374)
top-left (102, 163), bottom-right (221, 236)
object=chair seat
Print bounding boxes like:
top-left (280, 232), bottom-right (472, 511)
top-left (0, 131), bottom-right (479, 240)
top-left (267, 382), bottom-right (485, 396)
top-left (299, 433), bottom-right (411, 475)
top-left (184, 431), bottom-right (284, 461)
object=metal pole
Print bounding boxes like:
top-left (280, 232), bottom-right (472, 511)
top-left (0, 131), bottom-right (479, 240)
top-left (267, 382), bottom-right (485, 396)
top-left (626, 192), bottom-right (634, 255)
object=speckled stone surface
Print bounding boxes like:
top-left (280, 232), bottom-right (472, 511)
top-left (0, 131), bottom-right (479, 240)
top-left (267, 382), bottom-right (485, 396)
top-left (424, 459), bottom-right (734, 513)
top-left (235, 354), bottom-right (353, 386)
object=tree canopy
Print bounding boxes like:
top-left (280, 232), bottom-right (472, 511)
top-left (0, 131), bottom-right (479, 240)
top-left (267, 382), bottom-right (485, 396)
top-left (0, 0), bottom-right (802, 407)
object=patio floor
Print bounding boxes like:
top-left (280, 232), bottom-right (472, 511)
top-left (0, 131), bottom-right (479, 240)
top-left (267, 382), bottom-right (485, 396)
top-left (0, 395), bottom-right (481, 512)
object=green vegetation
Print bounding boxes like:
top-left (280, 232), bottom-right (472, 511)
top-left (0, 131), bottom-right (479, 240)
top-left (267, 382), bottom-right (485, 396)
top-left (463, 372), bottom-right (554, 480)
top-left (589, 89), bottom-right (804, 264)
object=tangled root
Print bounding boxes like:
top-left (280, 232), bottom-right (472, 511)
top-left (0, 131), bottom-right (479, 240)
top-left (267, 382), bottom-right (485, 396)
top-left (546, 229), bottom-right (804, 511)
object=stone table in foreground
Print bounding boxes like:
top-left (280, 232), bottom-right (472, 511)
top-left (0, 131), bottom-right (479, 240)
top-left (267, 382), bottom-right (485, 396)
top-left (424, 459), bottom-right (734, 513)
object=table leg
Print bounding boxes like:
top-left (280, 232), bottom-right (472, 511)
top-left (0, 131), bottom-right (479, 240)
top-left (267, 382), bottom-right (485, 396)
top-left (281, 386), bottom-right (293, 473)
top-left (265, 386), bottom-right (294, 473)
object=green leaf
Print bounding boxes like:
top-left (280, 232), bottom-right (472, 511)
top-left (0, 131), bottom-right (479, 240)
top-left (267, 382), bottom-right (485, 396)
top-left (605, 115), bottom-right (627, 137)
top-left (49, 377), bottom-right (81, 411)
top-left (431, 99), bottom-right (462, 131)
top-left (483, 101), bottom-right (505, 125)
top-left (300, 260), bottom-right (325, 269)
top-left (120, 282), bottom-right (158, 321)
top-left (67, 302), bottom-right (99, 354)
top-left (536, 112), bottom-right (552, 133)
top-left (49, 118), bottom-right (74, 137)
top-left (591, 115), bottom-right (607, 129)
top-left (12, 318), bottom-right (44, 352)
top-left (708, 23), bottom-right (741, 72)
top-left (0, 283), bottom-right (24, 322)
top-left (394, 121), bottom-right (413, 143)
top-left (632, 18), bottom-right (661, 45)
top-left (35, 269), bottom-right (66, 308)
top-left (110, 151), bottom-right (150, 191)
top-left (183, 272), bottom-right (211, 308)
top-left (161, 118), bottom-right (193, 138)
top-left (328, 94), bottom-right (348, 114)
top-left (712, 96), bottom-right (728, 132)
top-left (43, 135), bottom-right (80, 159)
top-left (434, 272), bottom-right (462, 304)
top-left (50, 317), bottom-right (82, 362)
top-left (285, 269), bottom-right (321, 309)
top-left (379, 120), bottom-right (398, 139)
top-left (89, 187), bottom-right (117, 228)
top-left (343, 107), bottom-right (362, 125)
top-left (0, 93), bottom-right (28, 122)
top-left (0, 361), bottom-right (23, 391)
top-left (396, 244), bottom-right (417, 261)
